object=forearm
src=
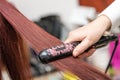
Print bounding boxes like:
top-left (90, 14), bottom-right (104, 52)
top-left (100, 0), bottom-right (120, 30)
top-left (94, 15), bottom-right (111, 31)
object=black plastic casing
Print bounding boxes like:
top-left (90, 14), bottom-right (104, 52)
top-left (38, 35), bottom-right (118, 63)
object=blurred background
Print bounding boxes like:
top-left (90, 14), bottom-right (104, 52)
top-left (3, 0), bottom-right (120, 80)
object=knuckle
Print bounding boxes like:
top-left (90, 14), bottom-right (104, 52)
top-left (69, 31), bottom-right (74, 36)
top-left (68, 31), bottom-right (75, 37)
top-left (86, 38), bottom-right (94, 46)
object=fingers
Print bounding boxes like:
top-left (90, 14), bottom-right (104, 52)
top-left (64, 31), bottom-right (84, 43)
top-left (72, 38), bottom-right (93, 57)
top-left (64, 27), bottom-right (96, 57)
top-left (78, 48), bottom-right (96, 59)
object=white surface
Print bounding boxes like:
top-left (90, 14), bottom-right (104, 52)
top-left (2, 71), bottom-right (10, 80)
top-left (7, 0), bottom-right (79, 27)
top-left (69, 6), bottom-right (96, 25)
top-left (88, 45), bottom-right (110, 71)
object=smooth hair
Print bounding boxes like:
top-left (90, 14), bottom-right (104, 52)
top-left (0, 0), bottom-right (111, 80)
top-left (0, 14), bottom-right (32, 80)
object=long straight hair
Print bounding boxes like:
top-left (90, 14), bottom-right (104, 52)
top-left (0, 0), bottom-right (111, 80)
top-left (0, 14), bottom-right (32, 80)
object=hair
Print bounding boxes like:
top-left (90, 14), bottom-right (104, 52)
top-left (0, 0), bottom-right (111, 80)
top-left (0, 14), bottom-right (32, 80)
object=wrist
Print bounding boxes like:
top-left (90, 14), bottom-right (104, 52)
top-left (97, 14), bottom-right (111, 31)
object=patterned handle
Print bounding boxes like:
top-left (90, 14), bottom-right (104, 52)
top-left (38, 42), bottom-right (80, 63)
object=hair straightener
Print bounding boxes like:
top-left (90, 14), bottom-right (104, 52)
top-left (38, 34), bottom-right (118, 63)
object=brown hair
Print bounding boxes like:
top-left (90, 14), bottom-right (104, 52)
top-left (0, 0), bottom-right (111, 80)
top-left (0, 14), bottom-right (32, 80)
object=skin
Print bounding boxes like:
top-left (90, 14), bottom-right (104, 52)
top-left (65, 15), bottom-right (111, 57)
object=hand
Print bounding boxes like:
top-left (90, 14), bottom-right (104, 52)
top-left (77, 47), bottom-right (96, 58)
top-left (65, 15), bottom-right (111, 57)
